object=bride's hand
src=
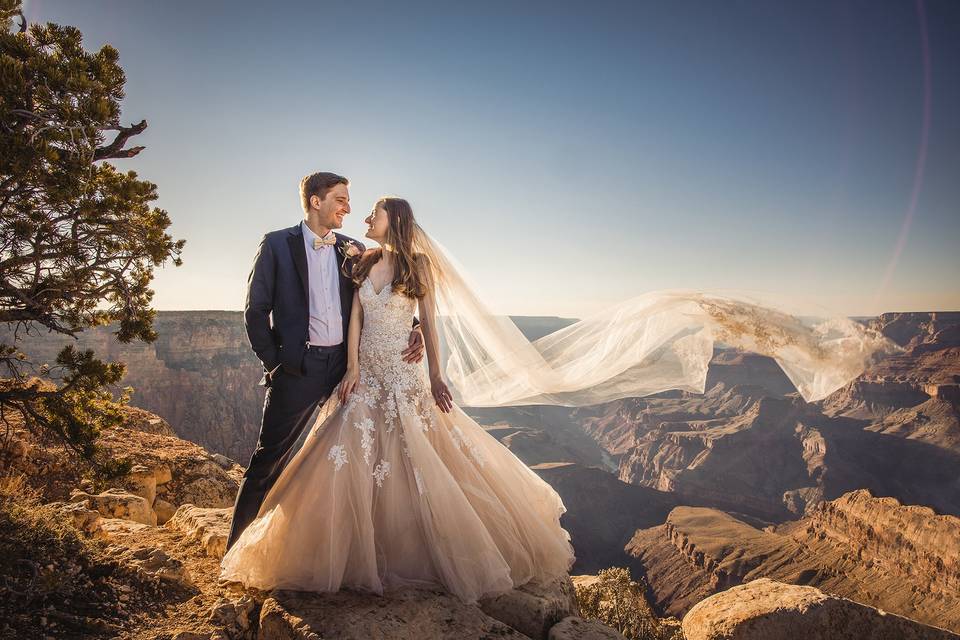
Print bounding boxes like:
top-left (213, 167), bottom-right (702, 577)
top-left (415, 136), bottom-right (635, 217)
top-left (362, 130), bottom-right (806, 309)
top-left (338, 366), bottom-right (360, 404)
top-left (431, 374), bottom-right (453, 413)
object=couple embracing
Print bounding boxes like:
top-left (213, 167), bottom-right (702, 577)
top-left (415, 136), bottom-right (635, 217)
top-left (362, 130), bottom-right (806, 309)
top-left (219, 172), bottom-right (575, 604)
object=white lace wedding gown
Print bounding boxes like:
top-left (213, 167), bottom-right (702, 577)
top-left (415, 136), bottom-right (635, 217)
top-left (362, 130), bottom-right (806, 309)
top-left (219, 278), bottom-right (577, 604)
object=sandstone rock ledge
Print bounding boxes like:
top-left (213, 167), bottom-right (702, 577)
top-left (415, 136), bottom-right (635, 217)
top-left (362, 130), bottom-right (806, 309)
top-left (258, 587), bottom-right (530, 639)
top-left (681, 578), bottom-right (960, 640)
top-left (244, 574), bottom-right (597, 640)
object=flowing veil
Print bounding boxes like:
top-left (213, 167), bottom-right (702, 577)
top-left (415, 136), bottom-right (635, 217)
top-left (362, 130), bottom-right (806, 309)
top-left (409, 225), bottom-right (901, 408)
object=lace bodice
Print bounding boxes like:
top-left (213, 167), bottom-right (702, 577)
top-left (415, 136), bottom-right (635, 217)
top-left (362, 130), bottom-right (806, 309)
top-left (344, 276), bottom-right (437, 440)
top-left (357, 277), bottom-right (419, 372)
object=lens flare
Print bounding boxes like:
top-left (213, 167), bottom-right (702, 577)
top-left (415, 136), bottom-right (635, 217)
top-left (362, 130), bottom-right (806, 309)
top-left (873, 0), bottom-right (931, 311)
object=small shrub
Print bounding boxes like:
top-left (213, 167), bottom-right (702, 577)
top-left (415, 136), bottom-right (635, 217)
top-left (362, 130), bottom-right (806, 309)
top-left (575, 567), bottom-right (684, 640)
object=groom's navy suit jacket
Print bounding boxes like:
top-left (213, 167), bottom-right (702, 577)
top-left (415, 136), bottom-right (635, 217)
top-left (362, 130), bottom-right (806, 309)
top-left (244, 223), bottom-right (362, 385)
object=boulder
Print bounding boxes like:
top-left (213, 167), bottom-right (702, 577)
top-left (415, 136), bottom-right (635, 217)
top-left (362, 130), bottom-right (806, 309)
top-left (155, 464), bottom-right (173, 486)
top-left (479, 574), bottom-right (580, 640)
top-left (682, 578), bottom-right (960, 640)
top-left (211, 453), bottom-right (234, 469)
top-left (166, 504), bottom-right (232, 558)
top-left (70, 488), bottom-right (157, 526)
top-left (125, 464), bottom-right (158, 505)
top-left (207, 594), bottom-right (258, 639)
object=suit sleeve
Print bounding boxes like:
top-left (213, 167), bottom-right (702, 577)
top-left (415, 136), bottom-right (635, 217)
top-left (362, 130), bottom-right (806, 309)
top-left (244, 235), bottom-right (280, 371)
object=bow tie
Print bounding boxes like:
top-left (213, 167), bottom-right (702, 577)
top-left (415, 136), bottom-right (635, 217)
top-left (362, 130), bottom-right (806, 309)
top-left (313, 235), bottom-right (336, 249)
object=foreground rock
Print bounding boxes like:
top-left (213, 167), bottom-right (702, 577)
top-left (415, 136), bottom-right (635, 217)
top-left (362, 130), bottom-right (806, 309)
top-left (681, 578), bottom-right (960, 640)
top-left (243, 575), bottom-right (587, 640)
top-left (259, 587), bottom-right (531, 639)
top-left (478, 574), bottom-right (579, 639)
top-left (70, 488), bottom-right (158, 526)
top-left (548, 616), bottom-right (627, 639)
top-left (166, 505), bottom-right (232, 558)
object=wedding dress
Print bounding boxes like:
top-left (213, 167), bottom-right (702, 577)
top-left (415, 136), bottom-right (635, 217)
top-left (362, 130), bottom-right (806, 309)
top-left (219, 276), bottom-right (576, 604)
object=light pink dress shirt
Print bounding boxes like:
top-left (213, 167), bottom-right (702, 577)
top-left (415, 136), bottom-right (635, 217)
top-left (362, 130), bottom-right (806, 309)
top-left (301, 221), bottom-right (344, 346)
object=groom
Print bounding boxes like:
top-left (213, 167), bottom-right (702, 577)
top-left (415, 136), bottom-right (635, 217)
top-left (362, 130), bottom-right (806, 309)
top-left (226, 171), bottom-right (424, 550)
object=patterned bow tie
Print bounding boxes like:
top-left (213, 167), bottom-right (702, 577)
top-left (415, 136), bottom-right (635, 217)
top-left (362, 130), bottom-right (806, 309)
top-left (313, 235), bottom-right (336, 249)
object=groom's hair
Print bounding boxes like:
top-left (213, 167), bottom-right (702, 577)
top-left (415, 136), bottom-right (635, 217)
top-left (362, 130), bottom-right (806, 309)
top-left (300, 172), bottom-right (349, 211)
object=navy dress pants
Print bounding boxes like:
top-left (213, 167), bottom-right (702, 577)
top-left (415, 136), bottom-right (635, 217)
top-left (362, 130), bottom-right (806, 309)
top-left (226, 345), bottom-right (347, 551)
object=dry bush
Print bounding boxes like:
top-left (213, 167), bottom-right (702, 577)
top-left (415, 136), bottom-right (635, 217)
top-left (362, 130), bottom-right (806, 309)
top-left (575, 567), bottom-right (684, 640)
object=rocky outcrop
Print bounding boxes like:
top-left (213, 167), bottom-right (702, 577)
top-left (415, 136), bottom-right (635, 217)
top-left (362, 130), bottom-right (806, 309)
top-left (252, 576), bottom-right (584, 640)
top-left (69, 487), bottom-right (158, 526)
top-left (681, 578), bottom-right (960, 640)
top-left (625, 507), bottom-right (811, 616)
top-left (478, 574), bottom-right (579, 639)
top-left (627, 490), bottom-right (960, 633)
top-left (782, 488), bottom-right (960, 596)
top-left (1, 311), bottom-right (267, 464)
top-left (166, 505), bottom-right (232, 559)
top-left (257, 587), bottom-right (531, 639)
top-left (4, 414), bottom-right (623, 640)
top-left (6, 406), bottom-right (243, 532)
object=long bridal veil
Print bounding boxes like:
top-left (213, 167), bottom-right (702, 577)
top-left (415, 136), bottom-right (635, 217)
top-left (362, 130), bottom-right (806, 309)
top-left (409, 226), bottom-right (901, 408)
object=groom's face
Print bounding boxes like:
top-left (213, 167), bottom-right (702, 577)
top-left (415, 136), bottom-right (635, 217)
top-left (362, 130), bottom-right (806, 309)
top-left (311, 183), bottom-right (351, 229)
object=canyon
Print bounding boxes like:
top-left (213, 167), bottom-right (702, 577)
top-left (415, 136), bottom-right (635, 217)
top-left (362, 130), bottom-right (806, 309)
top-left (4, 309), bottom-right (958, 635)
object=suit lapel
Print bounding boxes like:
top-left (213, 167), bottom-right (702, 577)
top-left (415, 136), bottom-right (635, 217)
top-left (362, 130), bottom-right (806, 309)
top-left (287, 225), bottom-right (310, 303)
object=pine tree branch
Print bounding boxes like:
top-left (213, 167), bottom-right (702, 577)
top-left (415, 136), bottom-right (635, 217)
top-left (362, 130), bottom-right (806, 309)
top-left (93, 120), bottom-right (147, 161)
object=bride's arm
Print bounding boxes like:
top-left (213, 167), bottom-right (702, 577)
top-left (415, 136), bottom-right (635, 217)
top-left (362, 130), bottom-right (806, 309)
top-left (337, 288), bottom-right (363, 403)
top-left (416, 257), bottom-right (453, 413)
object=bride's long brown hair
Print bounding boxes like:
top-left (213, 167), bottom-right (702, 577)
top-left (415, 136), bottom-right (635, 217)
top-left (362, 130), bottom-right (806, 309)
top-left (352, 197), bottom-right (426, 299)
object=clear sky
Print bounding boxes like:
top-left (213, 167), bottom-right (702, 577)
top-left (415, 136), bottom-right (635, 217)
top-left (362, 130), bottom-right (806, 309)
top-left (24, 0), bottom-right (960, 317)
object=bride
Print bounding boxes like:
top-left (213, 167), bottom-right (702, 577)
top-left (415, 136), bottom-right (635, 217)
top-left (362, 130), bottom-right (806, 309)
top-left (219, 196), bottom-right (896, 604)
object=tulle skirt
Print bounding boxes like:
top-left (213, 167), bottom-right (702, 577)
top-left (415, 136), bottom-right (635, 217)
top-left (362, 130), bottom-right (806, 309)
top-left (219, 369), bottom-right (576, 605)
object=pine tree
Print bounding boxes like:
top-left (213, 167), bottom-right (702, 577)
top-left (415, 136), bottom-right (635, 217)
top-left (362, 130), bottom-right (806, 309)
top-left (0, 0), bottom-right (184, 478)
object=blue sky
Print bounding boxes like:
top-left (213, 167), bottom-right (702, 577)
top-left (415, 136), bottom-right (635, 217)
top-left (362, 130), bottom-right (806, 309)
top-left (24, 0), bottom-right (960, 317)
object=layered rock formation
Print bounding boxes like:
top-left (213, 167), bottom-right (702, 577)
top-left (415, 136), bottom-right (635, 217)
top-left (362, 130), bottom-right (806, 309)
top-left (576, 312), bottom-right (960, 520)
top-left (626, 489), bottom-right (960, 632)
top-left (1, 311), bottom-right (266, 465)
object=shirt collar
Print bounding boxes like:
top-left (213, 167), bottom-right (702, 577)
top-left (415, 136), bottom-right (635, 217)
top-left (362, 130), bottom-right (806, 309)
top-left (301, 221), bottom-right (335, 248)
